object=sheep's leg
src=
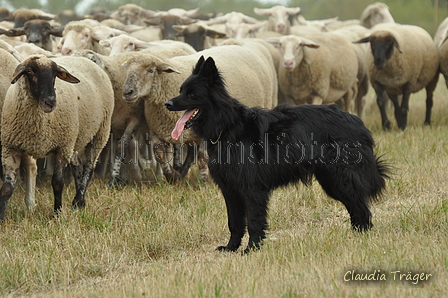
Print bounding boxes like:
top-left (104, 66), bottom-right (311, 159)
top-left (177, 143), bottom-right (197, 178)
top-left (197, 146), bottom-right (209, 184)
top-left (311, 96), bottom-right (323, 105)
top-left (52, 153), bottom-right (67, 213)
top-left (109, 123), bottom-right (139, 188)
top-left (397, 84), bottom-right (411, 130)
top-left (95, 136), bottom-right (112, 180)
top-left (153, 141), bottom-right (179, 182)
top-left (71, 153), bottom-right (96, 209)
top-left (22, 154), bottom-right (37, 212)
top-left (0, 150), bottom-right (22, 221)
top-left (424, 73), bottom-right (439, 126)
top-left (355, 76), bottom-right (369, 118)
top-left (342, 86), bottom-right (354, 113)
top-left (372, 82), bottom-right (391, 130)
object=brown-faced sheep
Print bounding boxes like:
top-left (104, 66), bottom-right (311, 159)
top-left (267, 34), bottom-right (358, 111)
top-left (354, 23), bottom-right (439, 130)
top-left (0, 55), bottom-right (114, 220)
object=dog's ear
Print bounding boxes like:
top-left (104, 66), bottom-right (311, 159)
top-left (199, 57), bottom-right (219, 82)
top-left (192, 56), bottom-right (205, 75)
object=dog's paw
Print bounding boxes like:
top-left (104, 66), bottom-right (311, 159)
top-left (216, 245), bottom-right (236, 252)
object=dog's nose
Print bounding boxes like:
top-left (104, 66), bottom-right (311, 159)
top-left (165, 100), bottom-right (173, 108)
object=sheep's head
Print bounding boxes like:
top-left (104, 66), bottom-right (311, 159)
top-left (254, 5), bottom-right (301, 34)
top-left (267, 35), bottom-right (320, 71)
top-left (11, 55), bottom-right (80, 113)
top-left (354, 31), bottom-right (402, 69)
top-left (121, 54), bottom-right (180, 104)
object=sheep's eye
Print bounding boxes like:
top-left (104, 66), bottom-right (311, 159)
top-left (148, 68), bottom-right (154, 74)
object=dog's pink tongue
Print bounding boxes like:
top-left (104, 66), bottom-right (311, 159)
top-left (172, 109), bottom-right (196, 140)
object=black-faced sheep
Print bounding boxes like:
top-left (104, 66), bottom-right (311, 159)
top-left (267, 34), bottom-right (358, 111)
top-left (172, 21), bottom-right (227, 51)
top-left (0, 55), bottom-right (114, 220)
top-left (355, 23), bottom-right (439, 130)
top-left (1, 19), bottom-right (63, 51)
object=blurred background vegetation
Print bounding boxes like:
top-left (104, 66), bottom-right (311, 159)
top-left (1, 0), bottom-right (448, 35)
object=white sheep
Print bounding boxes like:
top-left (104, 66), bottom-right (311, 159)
top-left (267, 33), bottom-right (358, 111)
top-left (99, 36), bottom-right (196, 57)
top-left (0, 55), bottom-right (114, 220)
top-left (360, 2), bottom-right (395, 29)
top-left (110, 4), bottom-right (156, 26)
top-left (354, 23), bottom-right (439, 130)
top-left (58, 21), bottom-right (111, 56)
top-left (253, 5), bottom-right (302, 35)
top-left (0, 47), bottom-right (20, 180)
top-left (434, 17), bottom-right (448, 90)
top-left (74, 41), bottom-right (197, 185)
top-left (120, 45), bottom-right (278, 181)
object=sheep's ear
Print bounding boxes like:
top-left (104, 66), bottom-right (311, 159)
top-left (8, 27), bottom-right (26, 37)
top-left (49, 26), bottom-right (64, 37)
top-left (192, 56), bottom-right (205, 75)
top-left (11, 64), bottom-right (26, 84)
top-left (353, 36), bottom-right (371, 44)
top-left (265, 37), bottom-right (281, 47)
top-left (56, 65), bottom-right (80, 83)
top-left (158, 63), bottom-right (181, 74)
top-left (392, 38), bottom-right (403, 53)
top-left (205, 28), bottom-right (226, 39)
top-left (300, 38), bottom-right (320, 49)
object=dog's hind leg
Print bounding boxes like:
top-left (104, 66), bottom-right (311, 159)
top-left (314, 168), bottom-right (373, 231)
top-left (217, 187), bottom-right (247, 252)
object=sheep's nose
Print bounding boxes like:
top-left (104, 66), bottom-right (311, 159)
top-left (277, 24), bottom-right (285, 33)
top-left (62, 49), bottom-right (71, 56)
top-left (284, 60), bottom-right (294, 70)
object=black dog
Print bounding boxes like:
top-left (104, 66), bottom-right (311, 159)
top-left (165, 56), bottom-right (389, 253)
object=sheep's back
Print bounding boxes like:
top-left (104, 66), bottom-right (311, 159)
top-left (181, 45), bottom-right (278, 109)
top-left (51, 56), bottom-right (114, 154)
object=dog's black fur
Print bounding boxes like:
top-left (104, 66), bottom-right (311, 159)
top-left (165, 56), bottom-right (390, 253)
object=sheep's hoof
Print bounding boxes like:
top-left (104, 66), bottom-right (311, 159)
top-left (382, 120), bottom-right (392, 131)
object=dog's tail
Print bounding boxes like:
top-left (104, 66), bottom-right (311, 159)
top-left (369, 155), bottom-right (392, 202)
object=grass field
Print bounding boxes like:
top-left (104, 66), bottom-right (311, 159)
top-left (0, 77), bottom-right (448, 298)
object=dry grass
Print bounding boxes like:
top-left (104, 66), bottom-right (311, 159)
top-left (1, 77), bottom-right (448, 298)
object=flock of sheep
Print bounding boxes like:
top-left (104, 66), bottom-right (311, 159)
top-left (0, 2), bottom-right (447, 218)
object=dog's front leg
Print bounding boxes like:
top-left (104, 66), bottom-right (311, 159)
top-left (244, 190), bottom-right (269, 253)
top-left (217, 188), bottom-right (246, 252)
